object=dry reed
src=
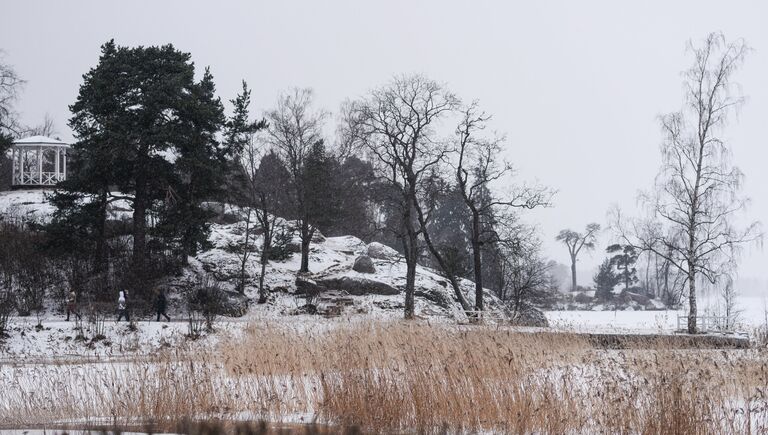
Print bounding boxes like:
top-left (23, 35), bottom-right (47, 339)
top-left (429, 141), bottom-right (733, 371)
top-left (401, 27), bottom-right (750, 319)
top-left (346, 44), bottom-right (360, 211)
top-left (2, 319), bottom-right (768, 433)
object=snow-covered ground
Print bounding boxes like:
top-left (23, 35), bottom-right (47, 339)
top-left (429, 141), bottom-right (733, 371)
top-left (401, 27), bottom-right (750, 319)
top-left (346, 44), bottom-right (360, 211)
top-left (546, 294), bottom-right (768, 334)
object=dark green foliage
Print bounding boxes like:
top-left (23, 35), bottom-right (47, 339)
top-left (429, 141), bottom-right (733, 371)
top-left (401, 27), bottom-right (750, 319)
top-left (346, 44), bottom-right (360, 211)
top-left (302, 140), bottom-right (339, 232)
top-left (606, 244), bottom-right (639, 291)
top-left (323, 156), bottom-right (377, 240)
top-left (224, 80), bottom-right (267, 158)
top-left (594, 258), bottom-right (619, 300)
top-left (0, 132), bottom-right (12, 155)
top-left (424, 179), bottom-right (472, 278)
top-left (268, 226), bottom-right (294, 261)
top-left (44, 40), bottom-right (228, 301)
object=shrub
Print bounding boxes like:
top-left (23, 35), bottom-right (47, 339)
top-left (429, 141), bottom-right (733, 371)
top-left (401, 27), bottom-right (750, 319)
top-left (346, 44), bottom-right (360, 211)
top-left (0, 290), bottom-right (15, 337)
top-left (268, 227), bottom-right (294, 261)
top-left (187, 285), bottom-right (225, 331)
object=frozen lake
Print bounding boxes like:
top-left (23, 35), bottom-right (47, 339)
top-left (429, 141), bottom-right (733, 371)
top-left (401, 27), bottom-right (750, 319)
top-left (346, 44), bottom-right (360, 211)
top-left (546, 294), bottom-right (768, 334)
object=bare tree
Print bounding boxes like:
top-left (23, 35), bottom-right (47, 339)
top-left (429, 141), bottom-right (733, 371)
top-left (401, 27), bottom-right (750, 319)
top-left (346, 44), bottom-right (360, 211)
top-left (0, 52), bottom-right (25, 144)
top-left (496, 225), bottom-right (554, 313)
top-left (346, 74), bottom-right (462, 318)
top-left (238, 143), bottom-right (290, 303)
top-left (556, 223), bottom-right (600, 292)
top-left (614, 33), bottom-right (762, 333)
top-left (22, 113), bottom-right (58, 138)
top-left (266, 88), bottom-right (328, 273)
top-left (652, 246), bottom-right (685, 307)
top-left (721, 276), bottom-right (741, 331)
top-left (453, 102), bottom-right (552, 311)
top-left (226, 81), bottom-right (283, 302)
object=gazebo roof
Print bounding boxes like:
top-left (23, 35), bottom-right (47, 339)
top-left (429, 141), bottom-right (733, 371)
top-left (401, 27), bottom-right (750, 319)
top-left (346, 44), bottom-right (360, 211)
top-left (12, 135), bottom-right (70, 148)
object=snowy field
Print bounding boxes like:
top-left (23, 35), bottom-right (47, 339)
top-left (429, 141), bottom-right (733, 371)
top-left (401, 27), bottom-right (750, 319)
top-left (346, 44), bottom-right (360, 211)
top-left (546, 294), bottom-right (768, 334)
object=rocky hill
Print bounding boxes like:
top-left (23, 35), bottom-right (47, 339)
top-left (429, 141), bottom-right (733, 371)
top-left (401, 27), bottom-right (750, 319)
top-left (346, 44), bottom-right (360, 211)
top-left (0, 190), bottom-right (546, 325)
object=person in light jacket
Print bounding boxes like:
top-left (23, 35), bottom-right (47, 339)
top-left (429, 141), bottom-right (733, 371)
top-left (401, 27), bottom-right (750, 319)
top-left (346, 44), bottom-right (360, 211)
top-left (116, 290), bottom-right (129, 322)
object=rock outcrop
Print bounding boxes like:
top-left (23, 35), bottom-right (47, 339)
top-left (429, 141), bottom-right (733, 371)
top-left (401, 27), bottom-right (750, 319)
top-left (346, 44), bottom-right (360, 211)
top-left (352, 255), bottom-right (376, 273)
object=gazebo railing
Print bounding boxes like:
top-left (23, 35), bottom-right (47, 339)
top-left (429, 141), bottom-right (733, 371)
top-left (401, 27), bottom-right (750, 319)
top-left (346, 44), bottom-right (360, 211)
top-left (13, 171), bottom-right (65, 186)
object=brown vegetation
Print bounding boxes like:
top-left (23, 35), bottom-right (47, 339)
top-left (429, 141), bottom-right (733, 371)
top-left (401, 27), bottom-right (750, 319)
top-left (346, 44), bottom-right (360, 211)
top-left (2, 321), bottom-right (768, 433)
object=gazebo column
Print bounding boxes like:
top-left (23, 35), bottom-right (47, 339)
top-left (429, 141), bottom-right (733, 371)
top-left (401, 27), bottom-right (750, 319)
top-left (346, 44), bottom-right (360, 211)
top-left (37, 146), bottom-right (43, 184)
top-left (19, 149), bottom-right (24, 185)
top-left (62, 150), bottom-right (67, 181)
top-left (10, 147), bottom-right (15, 185)
top-left (55, 147), bottom-right (60, 181)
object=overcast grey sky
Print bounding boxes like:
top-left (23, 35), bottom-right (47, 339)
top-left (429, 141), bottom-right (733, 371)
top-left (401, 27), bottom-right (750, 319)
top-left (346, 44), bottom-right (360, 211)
top-left (1, 1), bottom-right (766, 286)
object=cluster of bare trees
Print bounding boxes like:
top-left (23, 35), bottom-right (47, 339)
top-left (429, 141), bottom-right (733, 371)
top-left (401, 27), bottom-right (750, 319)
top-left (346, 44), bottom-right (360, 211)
top-left (343, 75), bottom-right (552, 318)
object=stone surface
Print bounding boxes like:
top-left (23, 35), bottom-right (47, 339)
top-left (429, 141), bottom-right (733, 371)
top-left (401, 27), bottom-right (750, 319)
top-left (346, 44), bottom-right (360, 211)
top-left (352, 255), bottom-right (376, 273)
top-left (317, 276), bottom-right (400, 296)
top-left (366, 242), bottom-right (399, 260)
top-left (218, 290), bottom-right (250, 317)
top-left (414, 287), bottom-right (452, 309)
top-left (295, 274), bottom-right (323, 296)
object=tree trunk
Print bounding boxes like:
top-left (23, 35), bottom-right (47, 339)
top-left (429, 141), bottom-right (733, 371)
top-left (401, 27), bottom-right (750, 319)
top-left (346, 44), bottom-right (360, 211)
top-left (624, 269), bottom-right (630, 291)
top-left (413, 194), bottom-right (472, 314)
top-left (570, 256), bottom-right (577, 292)
top-left (404, 239), bottom-right (417, 319)
top-left (402, 200), bottom-right (417, 320)
top-left (299, 219), bottom-right (311, 273)
top-left (258, 220), bottom-right (271, 304)
top-left (132, 171), bottom-right (147, 283)
top-left (94, 188), bottom-right (108, 273)
top-left (470, 209), bottom-right (484, 311)
top-left (238, 208), bottom-right (251, 294)
top-left (687, 262), bottom-right (697, 334)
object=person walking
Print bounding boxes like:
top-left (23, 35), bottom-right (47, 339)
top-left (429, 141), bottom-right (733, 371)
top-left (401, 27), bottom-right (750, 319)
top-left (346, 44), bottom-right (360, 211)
top-left (66, 290), bottom-right (81, 321)
top-left (116, 290), bottom-right (130, 322)
top-left (154, 288), bottom-right (170, 322)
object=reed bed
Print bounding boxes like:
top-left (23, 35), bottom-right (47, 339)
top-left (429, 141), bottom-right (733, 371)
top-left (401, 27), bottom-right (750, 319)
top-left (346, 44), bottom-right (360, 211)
top-left (2, 319), bottom-right (768, 433)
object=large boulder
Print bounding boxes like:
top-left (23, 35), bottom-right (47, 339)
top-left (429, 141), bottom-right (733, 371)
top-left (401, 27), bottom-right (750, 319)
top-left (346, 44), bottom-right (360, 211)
top-left (219, 290), bottom-right (250, 317)
top-left (352, 255), bottom-right (376, 273)
top-left (414, 287), bottom-right (452, 309)
top-left (189, 287), bottom-right (249, 317)
top-left (316, 276), bottom-right (399, 296)
top-left (295, 274), bottom-right (323, 296)
top-left (366, 242), bottom-right (399, 260)
top-left (311, 230), bottom-right (326, 243)
top-left (509, 304), bottom-right (549, 327)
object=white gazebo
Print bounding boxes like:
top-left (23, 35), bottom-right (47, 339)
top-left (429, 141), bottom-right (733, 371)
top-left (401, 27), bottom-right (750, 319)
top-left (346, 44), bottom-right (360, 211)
top-left (10, 135), bottom-right (70, 187)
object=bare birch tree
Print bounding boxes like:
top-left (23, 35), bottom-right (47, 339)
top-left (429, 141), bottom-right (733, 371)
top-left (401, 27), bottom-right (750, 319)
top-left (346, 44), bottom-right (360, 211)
top-left (614, 33), bottom-right (762, 333)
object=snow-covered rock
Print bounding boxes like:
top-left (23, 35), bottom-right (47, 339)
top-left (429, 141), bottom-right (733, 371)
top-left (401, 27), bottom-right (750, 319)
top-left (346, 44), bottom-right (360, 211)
top-left (352, 255), bottom-right (376, 273)
top-left (510, 303), bottom-right (549, 327)
top-left (0, 194), bottom-right (514, 322)
top-left (366, 242), bottom-right (399, 260)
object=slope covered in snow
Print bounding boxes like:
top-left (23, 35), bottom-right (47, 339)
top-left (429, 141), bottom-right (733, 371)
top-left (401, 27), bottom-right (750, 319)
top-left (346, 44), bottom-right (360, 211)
top-left (0, 191), bottom-right (509, 325)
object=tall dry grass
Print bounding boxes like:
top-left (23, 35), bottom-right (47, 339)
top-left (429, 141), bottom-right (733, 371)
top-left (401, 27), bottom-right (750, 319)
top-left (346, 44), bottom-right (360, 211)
top-left (2, 320), bottom-right (768, 433)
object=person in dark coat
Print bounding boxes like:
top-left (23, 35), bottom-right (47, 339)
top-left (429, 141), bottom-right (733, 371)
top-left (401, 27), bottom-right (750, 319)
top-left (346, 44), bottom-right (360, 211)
top-left (66, 290), bottom-right (81, 321)
top-left (155, 288), bottom-right (170, 322)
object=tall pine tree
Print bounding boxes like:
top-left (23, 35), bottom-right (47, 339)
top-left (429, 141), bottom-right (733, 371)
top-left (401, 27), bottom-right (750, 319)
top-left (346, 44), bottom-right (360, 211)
top-left (53, 40), bottom-right (226, 296)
